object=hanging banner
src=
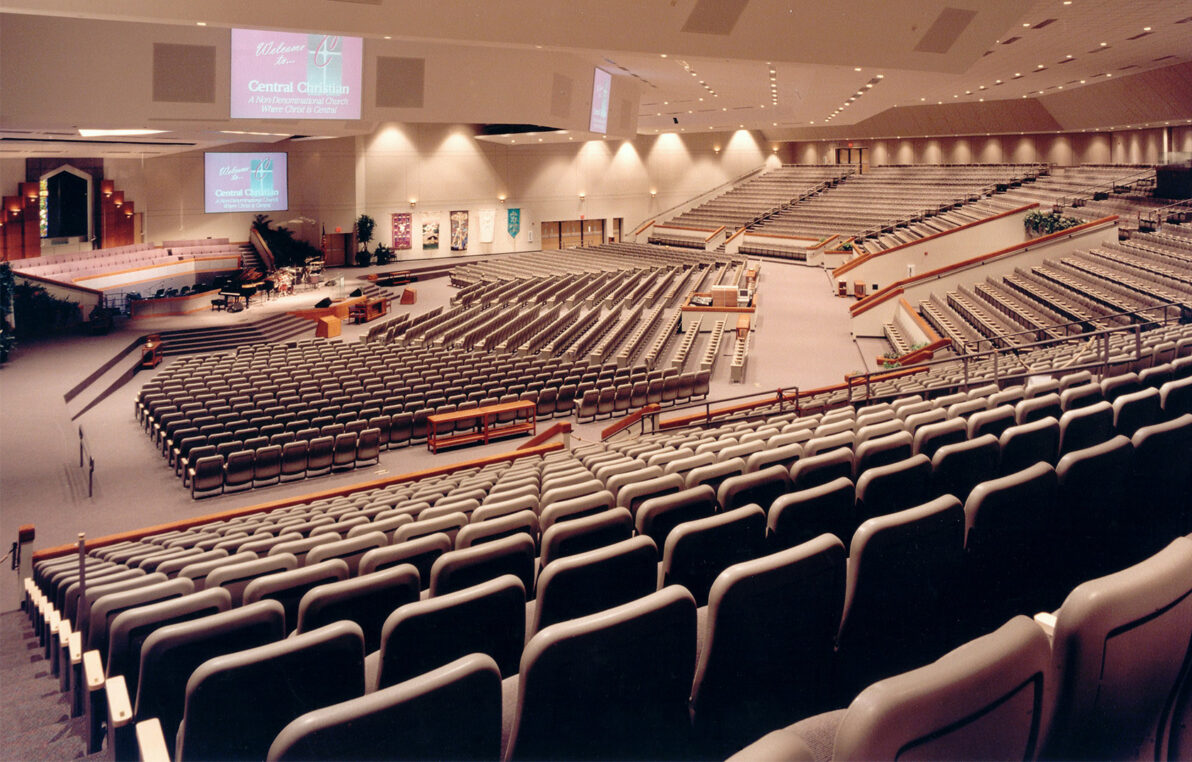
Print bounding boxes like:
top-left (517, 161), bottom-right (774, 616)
top-left (507, 208), bottom-right (521, 238)
top-left (421, 219), bottom-right (439, 250)
top-left (391, 212), bottom-right (412, 250)
top-left (450, 210), bottom-right (469, 251)
top-left (478, 209), bottom-right (496, 243)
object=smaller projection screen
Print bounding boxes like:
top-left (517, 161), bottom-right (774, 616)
top-left (231, 28), bottom-right (363, 120)
top-left (589, 68), bottom-right (612, 134)
top-left (204, 152), bottom-right (289, 214)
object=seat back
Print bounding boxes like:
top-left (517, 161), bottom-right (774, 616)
top-left (691, 535), bottom-right (846, 757)
top-left (532, 536), bottom-right (658, 635)
top-left (832, 616), bottom-right (1052, 761)
top-left (836, 495), bottom-right (966, 699)
top-left (106, 588), bottom-right (231, 703)
top-left (997, 416), bottom-right (1060, 475)
top-left (305, 532), bottom-right (388, 575)
top-left (716, 465), bottom-right (792, 513)
top-left (87, 578), bottom-right (195, 658)
top-left (1113, 387), bottom-right (1162, 438)
top-left (1055, 435), bottom-right (1134, 584)
top-left (455, 509), bottom-right (539, 550)
top-left (177, 621), bottom-right (365, 761)
top-left (854, 453), bottom-right (932, 527)
top-left (295, 565), bottom-right (420, 652)
top-left (242, 560), bottom-right (350, 633)
top-left (1043, 537), bottom-right (1192, 761)
top-left (507, 586), bottom-right (697, 761)
top-left (767, 477), bottom-right (856, 551)
top-left (963, 462), bottom-right (1059, 629)
top-left (789, 447), bottom-right (853, 491)
top-left (377, 574), bottom-right (526, 685)
top-left (1128, 414), bottom-right (1192, 561)
top-left (929, 434), bottom-right (999, 503)
top-left (135, 601), bottom-right (285, 745)
top-left (207, 554), bottom-right (299, 606)
top-left (428, 533), bottom-right (536, 598)
top-left (267, 653), bottom-right (502, 762)
top-left (1058, 401), bottom-right (1114, 455)
top-left (358, 533), bottom-right (451, 586)
top-left (634, 485), bottom-right (717, 550)
top-left (661, 504), bottom-right (767, 606)
top-left (539, 507), bottom-right (634, 569)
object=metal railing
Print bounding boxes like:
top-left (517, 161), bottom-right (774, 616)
top-left (1139, 198), bottom-right (1192, 230)
top-left (628, 163), bottom-right (770, 236)
top-left (78, 426), bottom-right (95, 498)
top-left (631, 299), bottom-right (1189, 432)
top-left (1055, 168), bottom-right (1156, 210)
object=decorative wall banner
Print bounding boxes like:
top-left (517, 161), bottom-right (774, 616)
top-left (450, 210), bottom-right (469, 251)
top-left (507, 208), bottom-right (521, 239)
top-left (391, 212), bottom-right (412, 250)
top-left (421, 219), bottom-right (439, 250)
top-left (477, 209), bottom-right (496, 243)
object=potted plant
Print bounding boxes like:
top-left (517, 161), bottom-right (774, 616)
top-left (374, 243), bottom-right (394, 266)
top-left (354, 214), bottom-right (376, 266)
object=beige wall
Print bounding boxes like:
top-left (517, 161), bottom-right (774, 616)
top-left (789, 127), bottom-right (1166, 167)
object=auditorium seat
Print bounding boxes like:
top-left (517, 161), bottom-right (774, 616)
top-left (428, 533), bottom-right (536, 598)
top-left (854, 454), bottom-right (932, 527)
top-left (505, 586), bottom-right (697, 761)
top-left (454, 509), bottom-right (538, 549)
top-left (126, 602), bottom-right (285, 760)
top-left (690, 535), bottom-right (846, 757)
top-left (1128, 414), bottom-right (1192, 560)
top-left (358, 533), bottom-right (451, 588)
top-left (634, 485), bottom-right (717, 550)
top-left (207, 554), bottom-right (298, 607)
top-left (294, 565), bottom-right (420, 653)
top-left (1058, 401), bottom-right (1115, 456)
top-left (789, 447), bottom-right (854, 491)
top-left (1112, 387), bottom-right (1162, 437)
top-left (835, 495), bottom-right (966, 702)
top-left (962, 462), bottom-right (1059, 634)
top-left (375, 575), bottom-right (526, 687)
top-left (305, 532), bottom-right (388, 575)
top-left (767, 477), bottom-right (855, 552)
top-left (660, 505), bottom-right (766, 606)
top-left (242, 560), bottom-right (350, 633)
top-left (164, 622), bottom-right (365, 761)
top-left (997, 417), bottom-right (1060, 475)
top-left (531, 536), bottom-right (658, 636)
top-left (1015, 392), bottom-right (1062, 425)
top-left (730, 616), bottom-right (1050, 762)
top-left (268, 653), bottom-right (502, 762)
top-left (1039, 537), bottom-right (1192, 761)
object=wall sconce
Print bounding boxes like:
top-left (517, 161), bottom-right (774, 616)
top-left (650, 189), bottom-right (657, 198)
top-left (101, 180), bottom-right (115, 198)
top-left (408, 199), bottom-right (417, 208)
top-left (578, 192), bottom-right (586, 201)
top-left (713, 146), bottom-right (721, 154)
top-left (498, 195), bottom-right (507, 204)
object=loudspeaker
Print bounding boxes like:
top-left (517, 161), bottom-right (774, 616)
top-left (349, 288), bottom-right (363, 297)
top-left (673, 117), bottom-right (679, 124)
top-left (314, 297), bottom-right (332, 309)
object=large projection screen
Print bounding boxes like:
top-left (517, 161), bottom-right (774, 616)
top-left (589, 68), bottom-right (612, 134)
top-left (204, 152), bottom-right (289, 214)
top-left (230, 29), bottom-right (363, 120)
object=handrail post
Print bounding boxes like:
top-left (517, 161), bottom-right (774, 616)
top-left (88, 458), bottom-right (95, 499)
top-left (76, 533), bottom-right (86, 614)
top-left (78, 427), bottom-right (84, 468)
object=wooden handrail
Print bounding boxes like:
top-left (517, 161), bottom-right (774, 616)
top-left (654, 223), bottom-right (721, 234)
top-left (11, 270), bottom-right (104, 295)
top-left (31, 441), bottom-right (564, 562)
top-left (746, 231), bottom-right (823, 242)
top-left (832, 203), bottom-right (1038, 278)
top-left (704, 226), bottom-right (727, 243)
top-left (849, 215), bottom-right (1119, 317)
top-left (601, 404), bottom-right (660, 440)
top-left (898, 297), bottom-right (943, 343)
top-left (725, 226), bottom-right (748, 244)
top-left (632, 218), bottom-right (657, 236)
top-left (518, 421), bottom-right (572, 450)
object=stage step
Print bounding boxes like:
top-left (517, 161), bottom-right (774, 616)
top-left (156, 312), bottom-right (313, 356)
top-left (239, 242), bottom-right (264, 272)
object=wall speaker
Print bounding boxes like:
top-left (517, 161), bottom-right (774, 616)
top-left (314, 297), bottom-right (333, 309)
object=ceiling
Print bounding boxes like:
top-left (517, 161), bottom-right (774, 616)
top-left (1, 0), bottom-right (1189, 156)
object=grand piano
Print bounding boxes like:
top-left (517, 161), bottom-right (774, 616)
top-left (218, 280), bottom-right (264, 312)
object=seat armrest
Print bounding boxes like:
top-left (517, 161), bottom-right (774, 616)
top-left (136, 718), bottom-right (172, 762)
top-left (1033, 610), bottom-right (1057, 641)
top-left (69, 631), bottom-right (83, 666)
top-left (106, 675), bottom-right (132, 729)
top-left (84, 649), bottom-right (105, 693)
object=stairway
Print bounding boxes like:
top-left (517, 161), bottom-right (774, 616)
top-left (156, 313), bottom-right (313, 356)
top-left (239, 242), bottom-right (265, 272)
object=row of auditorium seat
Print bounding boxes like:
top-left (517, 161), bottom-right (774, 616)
top-left (23, 368), bottom-right (1192, 759)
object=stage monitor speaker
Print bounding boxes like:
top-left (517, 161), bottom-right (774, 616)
top-left (349, 288), bottom-right (364, 297)
top-left (314, 297), bottom-right (333, 309)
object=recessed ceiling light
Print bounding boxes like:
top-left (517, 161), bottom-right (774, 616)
top-left (1143, 26), bottom-right (1151, 31)
top-left (1063, 1), bottom-right (1071, 4)
top-left (1023, 22), bottom-right (1031, 27)
top-left (1080, 79), bottom-right (1086, 83)
top-left (995, 79), bottom-right (1002, 83)
top-left (1100, 42), bottom-right (1108, 46)
top-left (196, 21), bottom-right (207, 26)
top-left (383, 35), bottom-right (391, 39)
top-left (876, 74), bottom-right (884, 79)
top-left (660, 53), bottom-right (667, 58)
top-left (854, 67), bottom-right (862, 72)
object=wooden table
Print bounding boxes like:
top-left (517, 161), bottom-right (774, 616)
top-left (349, 296), bottom-right (390, 324)
top-left (427, 400), bottom-right (536, 453)
top-left (140, 337), bottom-right (163, 369)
